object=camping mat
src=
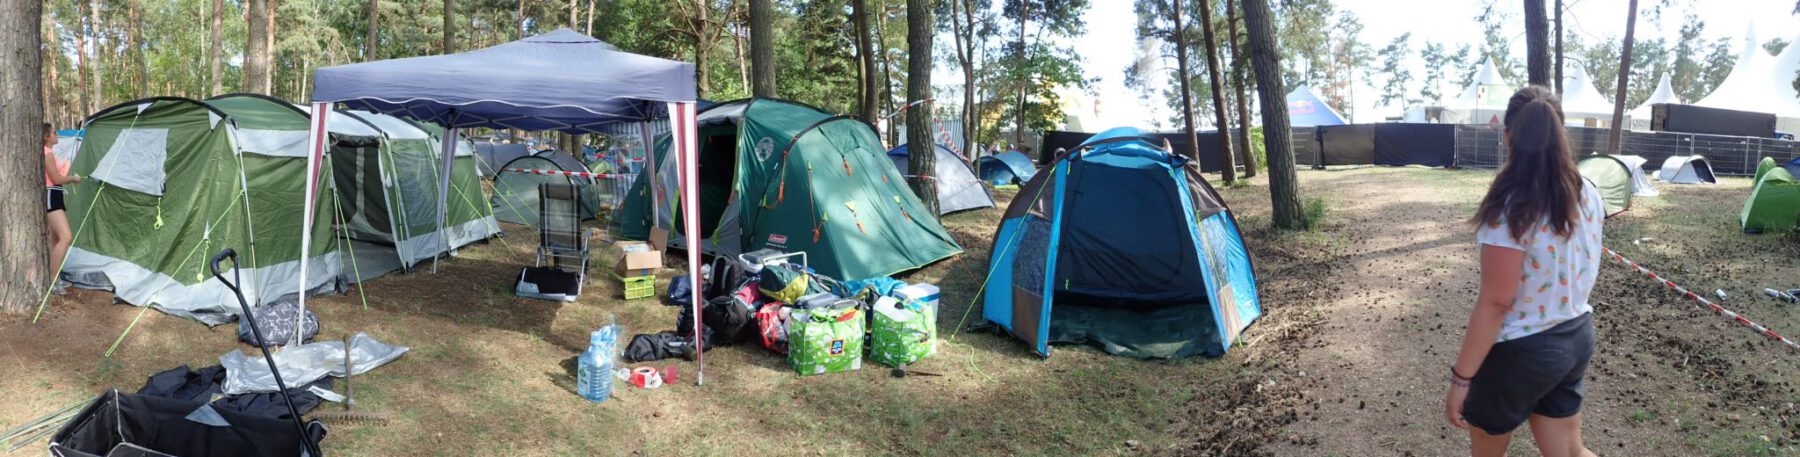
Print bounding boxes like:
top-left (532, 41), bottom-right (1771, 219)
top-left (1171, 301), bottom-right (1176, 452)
top-left (1047, 301), bottom-right (1215, 359)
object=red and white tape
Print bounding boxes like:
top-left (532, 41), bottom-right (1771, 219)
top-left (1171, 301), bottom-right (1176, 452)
top-left (1603, 246), bottom-right (1800, 355)
top-left (504, 168), bottom-right (634, 179)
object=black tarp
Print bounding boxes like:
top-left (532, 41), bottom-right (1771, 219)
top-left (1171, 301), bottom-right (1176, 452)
top-left (1319, 125), bottom-right (1375, 165)
top-left (137, 365), bottom-right (332, 420)
top-left (1372, 124), bottom-right (1455, 167)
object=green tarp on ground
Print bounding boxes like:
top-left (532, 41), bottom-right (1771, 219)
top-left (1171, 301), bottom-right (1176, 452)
top-left (614, 98), bottom-right (962, 280)
top-left (1742, 167), bottom-right (1800, 233)
top-left (1577, 154), bottom-right (1633, 217)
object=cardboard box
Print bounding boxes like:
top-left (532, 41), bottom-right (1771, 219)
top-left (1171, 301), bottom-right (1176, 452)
top-left (610, 241), bottom-right (664, 277)
top-left (649, 227), bottom-right (669, 252)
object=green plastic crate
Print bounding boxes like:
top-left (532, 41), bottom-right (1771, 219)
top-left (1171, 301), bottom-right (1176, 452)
top-left (621, 275), bottom-right (656, 300)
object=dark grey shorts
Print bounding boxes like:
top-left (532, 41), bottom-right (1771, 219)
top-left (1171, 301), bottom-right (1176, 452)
top-left (1462, 312), bottom-right (1596, 435)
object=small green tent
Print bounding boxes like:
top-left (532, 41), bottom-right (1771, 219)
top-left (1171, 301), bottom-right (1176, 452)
top-left (1754, 156), bottom-right (1779, 184)
top-left (1742, 167), bottom-right (1800, 233)
top-left (1577, 154), bottom-right (1633, 217)
top-left (614, 98), bottom-right (962, 280)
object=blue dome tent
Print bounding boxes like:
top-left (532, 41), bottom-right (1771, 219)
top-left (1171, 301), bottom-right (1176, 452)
top-left (982, 127), bottom-right (1262, 359)
top-left (976, 150), bottom-right (1038, 186)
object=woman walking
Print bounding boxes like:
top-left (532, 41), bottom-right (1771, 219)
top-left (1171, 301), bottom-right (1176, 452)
top-left (43, 123), bottom-right (82, 294)
top-left (1444, 86), bottom-right (1601, 457)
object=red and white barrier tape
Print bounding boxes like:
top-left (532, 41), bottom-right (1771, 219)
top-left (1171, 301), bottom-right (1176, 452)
top-left (1603, 246), bottom-right (1800, 355)
top-left (504, 168), bottom-right (634, 179)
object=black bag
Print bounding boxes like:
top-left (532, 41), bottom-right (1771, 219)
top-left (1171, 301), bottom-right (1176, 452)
top-left (668, 276), bottom-right (694, 307)
top-left (50, 390), bottom-right (329, 457)
top-left (704, 256), bottom-right (748, 300)
top-left (623, 332), bottom-right (705, 363)
top-left (236, 300), bottom-right (319, 347)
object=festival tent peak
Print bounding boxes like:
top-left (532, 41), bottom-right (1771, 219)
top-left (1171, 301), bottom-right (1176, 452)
top-left (1628, 74), bottom-right (1683, 130)
top-left (308, 28), bottom-right (709, 380)
top-left (1446, 58), bottom-right (1514, 124)
top-left (1285, 86), bottom-right (1348, 127)
top-left (1693, 26), bottom-right (1800, 132)
top-left (1559, 65), bottom-right (1619, 126)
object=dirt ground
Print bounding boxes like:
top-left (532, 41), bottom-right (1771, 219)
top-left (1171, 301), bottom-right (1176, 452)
top-left (3, 166), bottom-right (1796, 456)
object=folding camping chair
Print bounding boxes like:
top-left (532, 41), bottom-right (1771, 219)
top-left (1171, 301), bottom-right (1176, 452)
top-left (516, 183), bottom-right (589, 301)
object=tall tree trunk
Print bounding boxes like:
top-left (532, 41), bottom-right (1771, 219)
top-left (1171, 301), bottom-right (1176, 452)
top-left (41, 12), bottom-right (53, 123)
top-left (951, 0), bottom-right (978, 158)
top-left (246, 0), bottom-right (269, 93)
top-left (748, 0), bottom-right (776, 97)
top-left (47, 19), bottom-right (60, 124)
top-left (568, 0), bottom-right (576, 28)
top-left (1227, 0), bottom-right (1255, 177)
top-left (1608, 0), bottom-right (1638, 155)
top-left (130, 0), bottom-right (146, 98)
top-left (213, 0), bottom-right (225, 93)
top-left (1524, 0), bottom-right (1549, 86)
top-left (76, 0), bottom-right (90, 114)
top-left (444, 0), bottom-right (455, 52)
top-left (365, 0), bottom-right (378, 60)
top-left (2, 0), bottom-right (48, 312)
top-left (265, 0), bottom-right (277, 92)
top-left (90, 0), bottom-right (102, 108)
top-left (1243, 0), bottom-right (1306, 229)
top-left (905, 0), bottom-right (937, 215)
top-left (517, 0), bottom-right (525, 38)
top-left (734, 20), bottom-right (749, 94)
top-left (1553, 0), bottom-right (1563, 95)
top-left (1171, 0), bottom-right (1202, 165)
top-left (1197, 0), bottom-right (1236, 184)
top-left (876, 6), bottom-right (897, 145)
top-left (853, 0), bottom-right (878, 122)
top-left (695, 0), bottom-right (711, 95)
top-left (1013, 3), bottom-right (1026, 146)
top-left (586, 0), bottom-right (594, 34)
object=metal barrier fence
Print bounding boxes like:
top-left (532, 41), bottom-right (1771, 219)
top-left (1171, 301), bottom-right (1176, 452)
top-left (1288, 124), bottom-right (1800, 175)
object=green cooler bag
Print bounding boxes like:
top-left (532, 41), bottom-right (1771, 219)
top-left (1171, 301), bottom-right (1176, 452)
top-left (870, 297), bottom-right (936, 367)
top-left (787, 302), bottom-right (864, 376)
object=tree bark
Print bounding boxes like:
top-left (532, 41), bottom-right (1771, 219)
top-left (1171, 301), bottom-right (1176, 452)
top-left (749, 0), bottom-right (776, 97)
top-left (1197, 0), bottom-right (1236, 184)
top-left (1172, 0), bottom-right (1202, 165)
top-left (876, 6), bottom-right (897, 145)
top-left (2, 0), bottom-right (48, 312)
top-left (1013, 2), bottom-right (1026, 145)
top-left (695, 0), bottom-right (711, 95)
top-left (365, 0), bottom-right (377, 60)
top-left (853, 0), bottom-right (878, 122)
top-left (444, 0), bottom-right (455, 53)
top-left (76, 0), bottom-right (89, 113)
top-left (1243, 0), bottom-right (1306, 229)
top-left (906, 0), bottom-right (937, 215)
top-left (131, 0), bottom-right (146, 98)
top-left (950, 0), bottom-right (978, 158)
top-left (1524, 0), bottom-right (1549, 86)
top-left (1553, 0), bottom-right (1563, 95)
top-left (734, 18), bottom-right (749, 94)
top-left (1227, 0), bottom-right (1255, 177)
top-left (90, 0), bottom-right (101, 108)
top-left (586, 0), bottom-right (594, 35)
top-left (1608, 0), bottom-right (1638, 155)
top-left (213, 0), bottom-right (226, 93)
top-left (246, 0), bottom-right (269, 93)
top-left (265, 0), bottom-right (277, 92)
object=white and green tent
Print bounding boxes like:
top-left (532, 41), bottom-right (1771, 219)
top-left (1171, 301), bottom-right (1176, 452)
top-left (63, 94), bottom-right (498, 324)
top-left (64, 96), bottom-right (341, 324)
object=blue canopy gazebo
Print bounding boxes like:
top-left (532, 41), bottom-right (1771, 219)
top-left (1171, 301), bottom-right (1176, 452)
top-left (295, 29), bottom-right (711, 380)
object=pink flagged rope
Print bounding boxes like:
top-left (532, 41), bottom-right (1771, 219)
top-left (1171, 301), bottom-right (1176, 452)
top-left (1603, 246), bottom-right (1800, 355)
top-left (503, 168), bottom-right (634, 179)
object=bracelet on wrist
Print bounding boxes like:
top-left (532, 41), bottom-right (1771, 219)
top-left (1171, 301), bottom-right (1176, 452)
top-left (1450, 365), bottom-right (1474, 381)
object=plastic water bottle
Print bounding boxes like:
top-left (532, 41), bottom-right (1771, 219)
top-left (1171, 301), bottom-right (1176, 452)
top-left (577, 323), bottom-right (620, 403)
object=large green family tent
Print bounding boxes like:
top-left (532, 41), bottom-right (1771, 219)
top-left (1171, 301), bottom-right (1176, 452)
top-left (614, 98), bottom-right (963, 280)
top-left (1577, 154), bottom-right (1633, 217)
top-left (491, 155), bottom-right (604, 225)
top-left (63, 96), bottom-right (339, 325)
top-left (983, 127), bottom-right (1261, 359)
top-left (1742, 167), bottom-right (1800, 233)
top-left (412, 118), bottom-right (504, 251)
top-left (887, 143), bottom-right (995, 215)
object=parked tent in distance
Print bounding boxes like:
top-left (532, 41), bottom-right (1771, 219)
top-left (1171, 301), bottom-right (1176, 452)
top-left (1658, 155), bottom-right (1718, 184)
top-left (977, 150), bottom-right (1038, 186)
top-left (984, 127), bottom-right (1261, 359)
top-left (887, 143), bottom-right (995, 215)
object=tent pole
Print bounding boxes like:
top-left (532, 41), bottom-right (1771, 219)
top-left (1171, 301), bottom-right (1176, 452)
top-left (433, 127), bottom-right (459, 274)
top-left (296, 103), bottom-right (332, 347)
top-left (642, 120), bottom-right (659, 233)
top-left (669, 102), bottom-right (702, 385)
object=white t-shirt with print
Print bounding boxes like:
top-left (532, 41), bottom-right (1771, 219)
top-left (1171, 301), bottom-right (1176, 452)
top-left (1476, 181), bottom-right (1604, 342)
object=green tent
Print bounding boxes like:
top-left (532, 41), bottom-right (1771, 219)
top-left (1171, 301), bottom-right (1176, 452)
top-left (64, 96), bottom-right (339, 324)
top-left (1741, 167), bottom-right (1800, 233)
top-left (614, 98), bottom-right (962, 280)
top-left (1754, 156), bottom-right (1779, 184)
top-left (409, 117), bottom-right (504, 254)
top-left (1577, 154), bottom-right (1633, 217)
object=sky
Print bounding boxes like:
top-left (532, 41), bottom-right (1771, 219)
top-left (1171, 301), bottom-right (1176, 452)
top-left (1063, 0), bottom-right (1800, 129)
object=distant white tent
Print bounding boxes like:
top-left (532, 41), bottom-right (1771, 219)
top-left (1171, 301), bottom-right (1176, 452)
top-left (1440, 58), bottom-right (1515, 125)
top-left (1658, 155), bottom-right (1718, 184)
top-left (1628, 74), bottom-right (1682, 131)
top-left (1559, 65), bottom-right (1618, 127)
top-left (1693, 27), bottom-right (1800, 133)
